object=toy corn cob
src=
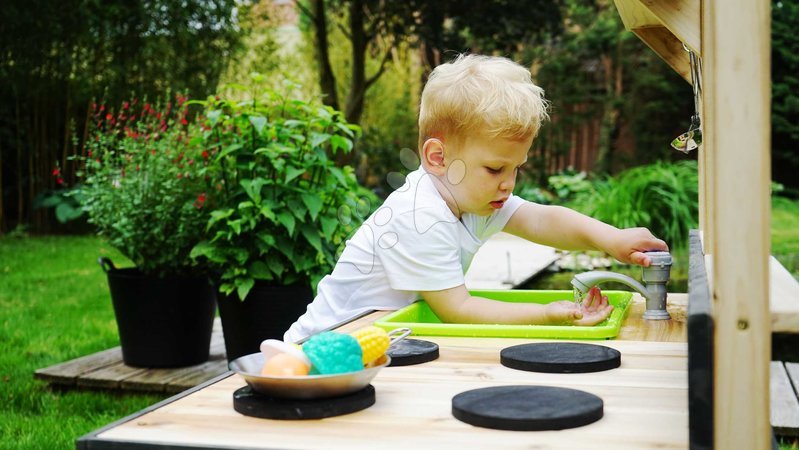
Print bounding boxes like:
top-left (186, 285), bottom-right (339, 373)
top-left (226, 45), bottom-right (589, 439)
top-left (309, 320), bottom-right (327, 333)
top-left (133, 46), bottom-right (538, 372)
top-left (350, 326), bottom-right (390, 365)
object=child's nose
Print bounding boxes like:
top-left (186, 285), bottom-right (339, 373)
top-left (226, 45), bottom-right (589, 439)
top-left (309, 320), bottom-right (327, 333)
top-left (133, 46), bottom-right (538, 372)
top-left (499, 177), bottom-right (514, 192)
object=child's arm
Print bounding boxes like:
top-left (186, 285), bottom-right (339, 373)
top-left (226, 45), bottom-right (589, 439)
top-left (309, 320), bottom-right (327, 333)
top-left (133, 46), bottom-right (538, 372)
top-left (420, 285), bottom-right (612, 326)
top-left (503, 202), bottom-right (668, 267)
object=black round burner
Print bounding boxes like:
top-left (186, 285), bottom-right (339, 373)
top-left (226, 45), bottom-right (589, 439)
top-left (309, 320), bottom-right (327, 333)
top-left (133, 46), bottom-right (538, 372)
top-left (500, 342), bottom-right (621, 373)
top-left (233, 385), bottom-right (375, 420)
top-left (387, 339), bottom-right (439, 366)
top-left (452, 385), bottom-right (603, 431)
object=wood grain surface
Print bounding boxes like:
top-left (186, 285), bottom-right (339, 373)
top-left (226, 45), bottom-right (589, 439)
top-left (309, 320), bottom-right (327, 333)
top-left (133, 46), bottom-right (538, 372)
top-left (95, 296), bottom-right (689, 450)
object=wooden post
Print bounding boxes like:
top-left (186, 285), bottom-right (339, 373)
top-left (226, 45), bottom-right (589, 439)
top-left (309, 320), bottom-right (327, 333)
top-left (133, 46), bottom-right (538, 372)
top-left (702, 1), bottom-right (771, 449)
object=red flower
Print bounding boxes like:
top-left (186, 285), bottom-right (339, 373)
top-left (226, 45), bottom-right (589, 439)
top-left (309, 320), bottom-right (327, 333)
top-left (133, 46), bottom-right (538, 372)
top-left (123, 101), bottom-right (130, 110)
top-left (180, 118), bottom-right (188, 126)
top-left (194, 192), bottom-right (207, 208)
top-left (57, 178), bottom-right (64, 185)
top-left (52, 168), bottom-right (60, 176)
top-left (201, 150), bottom-right (209, 159)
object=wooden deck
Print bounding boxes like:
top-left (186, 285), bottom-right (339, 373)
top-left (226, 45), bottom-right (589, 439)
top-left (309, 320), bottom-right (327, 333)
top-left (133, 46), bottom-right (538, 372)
top-left (772, 361), bottom-right (799, 436)
top-left (34, 318), bottom-right (228, 394)
top-left (464, 232), bottom-right (558, 289)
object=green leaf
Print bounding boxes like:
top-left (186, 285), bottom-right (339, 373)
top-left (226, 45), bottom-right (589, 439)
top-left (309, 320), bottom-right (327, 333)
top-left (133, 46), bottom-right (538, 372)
top-left (256, 231), bottom-right (276, 247)
top-left (229, 219), bottom-right (242, 235)
top-left (215, 143), bottom-right (242, 161)
top-left (240, 179), bottom-right (266, 203)
top-left (329, 167), bottom-right (347, 187)
top-left (249, 115), bottom-right (267, 134)
top-left (320, 216), bottom-right (338, 241)
top-left (285, 166), bottom-right (305, 183)
top-left (329, 135), bottom-right (353, 153)
top-left (266, 258), bottom-right (285, 277)
top-left (300, 224), bottom-right (323, 254)
top-left (274, 238), bottom-right (294, 260)
top-left (236, 277), bottom-right (255, 301)
top-left (249, 260), bottom-right (272, 280)
top-left (309, 132), bottom-right (331, 148)
top-left (301, 193), bottom-right (323, 221)
top-left (276, 211), bottom-right (296, 235)
top-left (260, 205), bottom-right (276, 221)
top-left (55, 203), bottom-right (84, 222)
top-left (207, 109), bottom-right (222, 127)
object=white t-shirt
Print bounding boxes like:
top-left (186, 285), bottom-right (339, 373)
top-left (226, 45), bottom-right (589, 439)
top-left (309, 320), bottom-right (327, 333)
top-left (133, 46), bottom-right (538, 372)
top-left (283, 166), bottom-right (526, 342)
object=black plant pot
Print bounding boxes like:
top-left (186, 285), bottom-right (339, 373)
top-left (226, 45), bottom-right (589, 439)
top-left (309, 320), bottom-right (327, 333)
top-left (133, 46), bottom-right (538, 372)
top-left (100, 258), bottom-right (217, 368)
top-left (217, 281), bottom-right (313, 362)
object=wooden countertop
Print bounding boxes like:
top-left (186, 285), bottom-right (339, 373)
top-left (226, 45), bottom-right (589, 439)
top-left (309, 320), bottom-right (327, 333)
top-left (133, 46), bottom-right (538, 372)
top-left (81, 294), bottom-right (689, 450)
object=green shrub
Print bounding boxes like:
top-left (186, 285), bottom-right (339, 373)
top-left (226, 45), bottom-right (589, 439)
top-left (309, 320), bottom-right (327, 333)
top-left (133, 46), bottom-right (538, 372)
top-left (569, 161), bottom-right (699, 248)
top-left (189, 78), bottom-right (370, 300)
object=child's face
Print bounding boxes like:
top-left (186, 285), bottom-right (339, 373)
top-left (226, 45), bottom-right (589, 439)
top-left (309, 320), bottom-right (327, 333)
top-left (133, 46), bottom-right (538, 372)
top-left (441, 134), bottom-right (532, 217)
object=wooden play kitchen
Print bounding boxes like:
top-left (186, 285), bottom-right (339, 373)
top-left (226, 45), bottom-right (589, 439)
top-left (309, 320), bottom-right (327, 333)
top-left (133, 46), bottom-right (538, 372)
top-left (78, 0), bottom-right (799, 449)
top-left (78, 293), bottom-right (690, 449)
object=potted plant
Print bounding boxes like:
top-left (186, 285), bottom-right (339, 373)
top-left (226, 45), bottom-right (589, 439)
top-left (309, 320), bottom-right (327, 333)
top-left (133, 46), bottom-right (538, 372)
top-left (190, 78), bottom-right (369, 361)
top-left (73, 95), bottom-right (217, 367)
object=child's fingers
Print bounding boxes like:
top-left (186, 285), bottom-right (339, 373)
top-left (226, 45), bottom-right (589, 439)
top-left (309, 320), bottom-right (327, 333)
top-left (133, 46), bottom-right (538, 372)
top-left (584, 286), bottom-right (599, 308)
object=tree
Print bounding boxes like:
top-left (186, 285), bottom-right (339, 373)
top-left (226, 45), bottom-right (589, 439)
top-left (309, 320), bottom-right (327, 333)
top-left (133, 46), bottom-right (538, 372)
top-left (772, 0), bottom-right (799, 193)
top-left (531, 0), bottom-right (692, 179)
top-left (0, 0), bottom-right (244, 232)
top-left (297, 0), bottom-right (413, 125)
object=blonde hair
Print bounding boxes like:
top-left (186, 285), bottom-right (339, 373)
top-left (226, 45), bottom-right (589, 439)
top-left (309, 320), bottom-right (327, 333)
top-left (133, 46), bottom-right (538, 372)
top-left (418, 54), bottom-right (549, 149)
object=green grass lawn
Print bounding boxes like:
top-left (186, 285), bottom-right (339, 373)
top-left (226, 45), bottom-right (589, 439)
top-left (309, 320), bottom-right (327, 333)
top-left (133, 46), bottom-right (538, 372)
top-left (1, 196), bottom-right (798, 448)
top-left (0, 236), bottom-right (167, 449)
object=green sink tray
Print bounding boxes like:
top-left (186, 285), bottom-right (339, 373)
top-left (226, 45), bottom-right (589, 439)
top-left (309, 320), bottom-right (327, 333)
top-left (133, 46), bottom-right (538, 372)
top-left (374, 290), bottom-right (633, 339)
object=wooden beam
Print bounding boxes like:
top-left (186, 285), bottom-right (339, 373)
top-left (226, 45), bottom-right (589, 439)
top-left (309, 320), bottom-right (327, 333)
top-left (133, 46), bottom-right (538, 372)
top-left (703, 1), bottom-right (772, 449)
top-left (614, 0), bottom-right (700, 83)
top-left (632, 27), bottom-right (691, 82)
top-left (640, 0), bottom-right (700, 52)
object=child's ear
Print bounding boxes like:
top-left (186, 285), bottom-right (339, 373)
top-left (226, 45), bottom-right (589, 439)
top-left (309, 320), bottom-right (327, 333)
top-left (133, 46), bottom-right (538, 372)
top-left (422, 138), bottom-right (446, 175)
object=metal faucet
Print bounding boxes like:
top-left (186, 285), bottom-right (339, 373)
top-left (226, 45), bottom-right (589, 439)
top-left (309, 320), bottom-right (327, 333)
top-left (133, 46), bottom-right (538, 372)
top-left (570, 251), bottom-right (673, 320)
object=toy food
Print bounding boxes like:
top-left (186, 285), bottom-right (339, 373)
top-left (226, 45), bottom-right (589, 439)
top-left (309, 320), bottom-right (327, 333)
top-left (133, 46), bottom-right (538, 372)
top-left (260, 339), bottom-right (312, 367)
top-left (302, 332), bottom-right (363, 375)
top-left (261, 352), bottom-right (310, 376)
top-left (350, 326), bottom-right (390, 365)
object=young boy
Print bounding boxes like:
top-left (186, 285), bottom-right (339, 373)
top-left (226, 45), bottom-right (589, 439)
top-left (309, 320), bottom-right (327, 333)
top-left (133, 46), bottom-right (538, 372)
top-left (284, 54), bottom-right (668, 343)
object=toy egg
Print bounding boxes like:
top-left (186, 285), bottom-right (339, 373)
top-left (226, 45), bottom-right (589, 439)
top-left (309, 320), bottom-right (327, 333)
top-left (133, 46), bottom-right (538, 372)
top-left (260, 352), bottom-right (310, 377)
top-left (260, 339), bottom-right (312, 367)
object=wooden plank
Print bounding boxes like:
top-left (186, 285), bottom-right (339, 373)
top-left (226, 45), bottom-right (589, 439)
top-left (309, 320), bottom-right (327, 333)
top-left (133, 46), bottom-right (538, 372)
top-left (164, 360), bottom-right (230, 394)
top-left (640, 0), bottom-right (700, 52)
top-left (120, 355), bottom-right (228, 394)
top-left (76, 362), bottom-right (149, 390)
top-left (615, 0), bottom-right (699, 52)
top-left (613, 0), bottom-right (699, 83)
top-left (95, 333), bottom-right (690, 450)
top-left (618, 293), bottom-right (686, 342)
top-left (771, 256), bottom-right (799, 332)
top-left (632, 26), bottom-right (691, 83)
top-left (36, 317), bottom-right (228, 393)
top-left (703, 1), bottom-right (772, 449)
top-left (33, 347), bottom-right (122, 386)
top-left (771, 361), bottom-right (799, 436)
top-left (464, 232), bottom-right (558, 290)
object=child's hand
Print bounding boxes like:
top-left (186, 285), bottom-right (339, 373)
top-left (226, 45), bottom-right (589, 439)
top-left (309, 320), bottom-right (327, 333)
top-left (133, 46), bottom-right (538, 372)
top-left (606, 227), bottom-right (668, 267)
top-left (545, 287), bottom-right (614, 326)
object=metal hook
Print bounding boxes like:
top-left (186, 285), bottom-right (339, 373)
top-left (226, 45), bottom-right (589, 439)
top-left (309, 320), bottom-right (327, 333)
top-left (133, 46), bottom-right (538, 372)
top-left (671, 43), bottom-right (703, 153)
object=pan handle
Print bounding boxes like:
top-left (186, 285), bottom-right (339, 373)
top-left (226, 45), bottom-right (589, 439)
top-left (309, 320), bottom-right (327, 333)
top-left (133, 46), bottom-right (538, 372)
top-left (387, 327), bottom-right (412, 347)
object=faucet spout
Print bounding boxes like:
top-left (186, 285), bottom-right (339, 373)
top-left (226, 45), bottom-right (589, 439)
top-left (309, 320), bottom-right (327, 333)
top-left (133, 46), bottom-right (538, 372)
top-left (571, 271), bottom-right (652, 301)
top-left (570, 251), bottom-right (673, 321)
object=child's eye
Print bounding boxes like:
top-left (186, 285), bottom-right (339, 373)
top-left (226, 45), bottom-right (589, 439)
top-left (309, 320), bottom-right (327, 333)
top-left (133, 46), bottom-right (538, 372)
top-left (486, 167), bottom-right (502, 174)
